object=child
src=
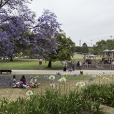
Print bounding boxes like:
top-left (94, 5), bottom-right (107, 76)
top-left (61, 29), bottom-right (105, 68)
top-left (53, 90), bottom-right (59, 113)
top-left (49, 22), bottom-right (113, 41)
top-left (10, 75), bottom-right (17, 88)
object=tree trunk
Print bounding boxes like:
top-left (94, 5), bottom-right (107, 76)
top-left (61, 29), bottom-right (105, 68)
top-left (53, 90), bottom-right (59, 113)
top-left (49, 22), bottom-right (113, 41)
top-left (10, 57), bottom-right (13, 61)
top-left (48, 61), bottom-right (52, 68)
top-left (3, 57), bottom-right (5, 60)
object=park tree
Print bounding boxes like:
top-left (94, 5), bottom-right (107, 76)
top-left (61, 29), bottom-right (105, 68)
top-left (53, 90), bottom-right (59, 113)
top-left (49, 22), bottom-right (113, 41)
top-left (81, 43), bottom-right (89, 54)
top-left (46, 30), bottom-right (75, 68)
top-left (92, 40), bottom-right (106, 55)
top-left (0, 11), bottom-right (36, 60)
top-left (0, 0), bottom-right (61, 61)
top-left (32, 9), bottom-right (61, 59)
top-left (75, 46), bottom-right (82, 53)
top-left (88, 47), bottom-right (94, 54)
top-left (92, 39), bottom-right (114, 55)
top-left (0, 0), bottom-right (36, 60)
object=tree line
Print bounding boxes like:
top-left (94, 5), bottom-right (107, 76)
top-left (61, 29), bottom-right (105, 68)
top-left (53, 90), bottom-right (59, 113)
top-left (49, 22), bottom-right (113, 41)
top-left (75, 39), bottom-right (114, 55)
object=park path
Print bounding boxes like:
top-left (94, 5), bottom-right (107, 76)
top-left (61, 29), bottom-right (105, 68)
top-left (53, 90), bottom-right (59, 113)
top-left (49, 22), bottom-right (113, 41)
top-left (12, 70), bottom-right (114, 75)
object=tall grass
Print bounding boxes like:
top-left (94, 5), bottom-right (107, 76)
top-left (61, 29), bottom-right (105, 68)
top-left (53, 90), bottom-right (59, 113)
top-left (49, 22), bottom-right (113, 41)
top-left (0, 89), bottom-right (103, 114)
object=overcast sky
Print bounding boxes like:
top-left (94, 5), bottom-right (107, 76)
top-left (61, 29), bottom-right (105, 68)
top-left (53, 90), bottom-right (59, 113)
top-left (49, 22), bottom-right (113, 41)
top-left (28, 0), bottom-right (114, 46)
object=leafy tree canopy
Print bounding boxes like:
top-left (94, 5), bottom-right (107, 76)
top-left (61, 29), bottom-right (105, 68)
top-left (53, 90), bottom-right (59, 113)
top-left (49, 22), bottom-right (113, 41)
top-left (92, 39), bottom-right (114, 55)
top-left (46, 30), bottom-right (75, 68)
top-left (0, 0), bottom-right (61, 60)
top-left (81, 43), bottom-right (89, 54)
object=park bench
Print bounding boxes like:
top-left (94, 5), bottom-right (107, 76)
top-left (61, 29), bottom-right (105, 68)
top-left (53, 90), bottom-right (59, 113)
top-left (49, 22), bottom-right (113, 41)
top-left (0, 70), bottom-right (12, 74)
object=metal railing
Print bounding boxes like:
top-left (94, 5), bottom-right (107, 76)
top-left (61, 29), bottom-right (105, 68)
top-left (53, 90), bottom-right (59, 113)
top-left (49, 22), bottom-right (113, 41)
top-left (81, 64), bottom-right (114, 70)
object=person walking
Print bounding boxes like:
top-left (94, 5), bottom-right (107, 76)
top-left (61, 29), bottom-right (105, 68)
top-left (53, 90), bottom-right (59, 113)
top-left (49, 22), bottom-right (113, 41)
top-left (77, 61), bottom-right (81, 70)
top-left (63, 62), bottom-right (67, 71)
top-left (72, 61), bottom-right (75, 71)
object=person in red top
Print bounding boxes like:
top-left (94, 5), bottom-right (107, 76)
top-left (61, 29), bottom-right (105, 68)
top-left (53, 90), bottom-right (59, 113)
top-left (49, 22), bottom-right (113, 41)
top-left (20, 75), bottom-right (26, 88)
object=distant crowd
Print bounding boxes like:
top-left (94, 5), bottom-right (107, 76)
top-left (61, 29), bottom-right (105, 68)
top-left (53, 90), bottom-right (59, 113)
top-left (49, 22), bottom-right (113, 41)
top-left (62, 60), bottom-right (82, 72)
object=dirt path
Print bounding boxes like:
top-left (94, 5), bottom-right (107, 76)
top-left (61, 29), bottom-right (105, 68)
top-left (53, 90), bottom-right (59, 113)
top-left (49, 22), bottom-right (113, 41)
top-left (100, 105), bottom-right (114, 114)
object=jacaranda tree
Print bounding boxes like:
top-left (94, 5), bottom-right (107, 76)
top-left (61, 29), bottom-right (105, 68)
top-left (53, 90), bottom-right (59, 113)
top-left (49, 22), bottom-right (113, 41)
top-left (0, 0), bottom-right (36, 60)
top-left (32, 9), bottom-right (61, 59)
top-left (0, 0), bottom-right (61, 60)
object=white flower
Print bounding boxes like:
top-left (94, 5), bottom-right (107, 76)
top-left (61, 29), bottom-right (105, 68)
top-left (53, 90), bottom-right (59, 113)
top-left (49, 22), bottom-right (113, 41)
top-left (97, 72), bottom-right (102, 76)
top-left (103, 77), bottom-right (106, 79)
top-left (76, 82), bottom-right (86, 88)
top-left (103, 77), bottom-right (109, 80)
top-left (58, 77), bottom-right (67, 83)
top-left (92, 75), bottom-right (96, 78)
top-left (106, 78), bottom-right (109, 80)
top-left (26, 90), bottom-right (33, 96)
top-left (95, 72), bottom-right (102, 76)
top-left (49, 75), bottom-right (55, 81)
top-left (50, 83), bottom-right (56, 88)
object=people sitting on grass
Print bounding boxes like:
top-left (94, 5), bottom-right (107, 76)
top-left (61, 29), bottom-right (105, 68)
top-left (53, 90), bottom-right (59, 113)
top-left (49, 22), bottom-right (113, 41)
top-left (29, 77), bottom-right (40, 88)
top-left (20, 75), bottom-right (27, 88)
top-left (10, 75), bottom-right (28, 88)
top-left (10, 75), bottom-right (40, 88)
top-left (10, 75), bottom-right (17, 88)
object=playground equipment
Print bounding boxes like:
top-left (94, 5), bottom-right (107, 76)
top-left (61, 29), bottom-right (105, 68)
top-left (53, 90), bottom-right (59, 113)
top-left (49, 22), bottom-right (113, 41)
top-left (102, 49), bottom-right (114, 64)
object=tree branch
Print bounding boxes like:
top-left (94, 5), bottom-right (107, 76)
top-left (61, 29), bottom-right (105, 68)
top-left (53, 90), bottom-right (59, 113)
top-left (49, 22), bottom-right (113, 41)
top-left (0, 0), bottom-right (9, 9)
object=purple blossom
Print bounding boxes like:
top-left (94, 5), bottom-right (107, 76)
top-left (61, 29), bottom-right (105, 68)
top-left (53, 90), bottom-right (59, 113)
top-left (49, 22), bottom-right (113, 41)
top-left (88, 78), bottom-right (94, 82)
top-left (72, 74), bottom-right (78, 77)
top-left (68, 68), bottom-right (73, 72)
top-left (0, 1), bottom-right (61, 59)
top-left (56, 72), bottom-right (62, 76)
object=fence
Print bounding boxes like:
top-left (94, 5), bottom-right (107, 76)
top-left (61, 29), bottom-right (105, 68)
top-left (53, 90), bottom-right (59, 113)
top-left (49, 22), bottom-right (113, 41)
top-left (81, 64), bottom-right (114, 70)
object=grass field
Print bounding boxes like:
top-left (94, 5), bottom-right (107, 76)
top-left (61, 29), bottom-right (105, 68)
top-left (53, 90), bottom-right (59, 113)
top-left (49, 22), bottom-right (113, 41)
top-left (0, 73), bottom-right (109, 100)
top-left (0, 73), bottom-right (114, 114)
top-left (0, 54), bottom-right (101, 70)
top-left (0, 58), bottom-right (63, 70)
top-left (0, 54), bottom-right (83, 70)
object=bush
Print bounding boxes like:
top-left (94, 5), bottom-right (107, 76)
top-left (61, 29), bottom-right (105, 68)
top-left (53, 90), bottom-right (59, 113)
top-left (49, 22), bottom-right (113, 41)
top-left (0, 89), bottom-right (103, 114)
top-left (82, 84), bottom-right (114, 107)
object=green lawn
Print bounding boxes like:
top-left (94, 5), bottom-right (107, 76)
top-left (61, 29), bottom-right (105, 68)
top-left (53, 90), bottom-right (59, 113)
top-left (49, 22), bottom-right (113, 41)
top-left (0, 58), bottom-right (63, 70)
top-left (0, 54), bottom-right (101, 70)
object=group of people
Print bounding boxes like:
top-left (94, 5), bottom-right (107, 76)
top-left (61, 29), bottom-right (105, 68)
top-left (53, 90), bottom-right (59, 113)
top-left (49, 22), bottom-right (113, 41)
top-left (10, 75), bottom-right (27, 88)
top-left (10, 75), bottom-right (40, 88)
top-left (63, 60), bottom-right (82, 71)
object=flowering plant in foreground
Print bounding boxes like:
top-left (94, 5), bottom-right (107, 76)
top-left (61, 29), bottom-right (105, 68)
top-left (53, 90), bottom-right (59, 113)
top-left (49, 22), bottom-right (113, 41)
top-left (26, 90), bottom-right (33, 96)
top-left (49, 75), bottom-right (55, 81)
top-left (76, 82), bottom-right (86, 88)
top-left (92, 74), bottom-right (97, 78)
top-left (50, 83), bottom-right (58, 88)
top-left (58, 77), bottom-right (67, 83)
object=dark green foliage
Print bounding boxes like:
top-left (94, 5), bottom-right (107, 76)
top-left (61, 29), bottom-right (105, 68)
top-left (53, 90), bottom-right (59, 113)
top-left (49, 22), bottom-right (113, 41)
top-left (81, 43), bottom-right (89, 54)
top-left (92, 39), bottom-right (114, 55)
top-left (0, 89), bottom-right (103, 114)
top-left (46, 30), bottom-right (76, 68)
top-left (82, 84), bottom-right (114, 107)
